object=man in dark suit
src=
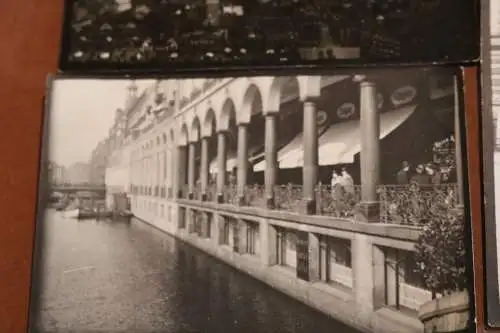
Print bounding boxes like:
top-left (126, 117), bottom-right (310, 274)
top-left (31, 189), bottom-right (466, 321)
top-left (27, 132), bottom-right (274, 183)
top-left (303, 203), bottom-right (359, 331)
top-left (396, 160), bottom-right (411, 184)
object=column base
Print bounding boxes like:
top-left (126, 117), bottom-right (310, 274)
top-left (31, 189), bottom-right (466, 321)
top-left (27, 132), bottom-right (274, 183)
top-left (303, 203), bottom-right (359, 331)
top-left (266, 196), bottom-right (275, 209)
top-left (298, 198), bottom-right (316, 215)
top-left (355, 201), bottom-right (380, 223)
top-left (216, 193), bottom-right (224, 203)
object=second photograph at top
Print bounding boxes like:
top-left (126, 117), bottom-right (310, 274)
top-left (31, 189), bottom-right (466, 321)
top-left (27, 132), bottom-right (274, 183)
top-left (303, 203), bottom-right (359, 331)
top-left (61, 0), bottom-right (480, 72)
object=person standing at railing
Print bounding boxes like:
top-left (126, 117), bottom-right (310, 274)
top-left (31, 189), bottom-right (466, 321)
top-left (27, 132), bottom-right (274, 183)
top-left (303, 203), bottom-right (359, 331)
top-left (339, 167), bottom-right (354, 195)
top-left (426, 163), bottom-right (441, 185)
top-left (330, 169), bottom-right (342, 194)
top-left (410, 164), bottom-right (431, 185)
top-left (396, 160), bottom-right (411, 185)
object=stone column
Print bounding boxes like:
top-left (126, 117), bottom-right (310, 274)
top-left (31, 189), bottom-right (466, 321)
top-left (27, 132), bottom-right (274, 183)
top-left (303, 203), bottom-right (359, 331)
top-left (260, 220), bottom-right (277, 266)
top-left (357, 80), bottom-right (380, 222)
top-left (454, 76), bottom-right (464, 208)
top-left (237, 123), bottom-right (248, 205)
top-left (264, 113), bottom-right (278, 208)
top-left (176, 146), bottom-right (187, 198)
top-left (308, 232), bottom-right (320, 282)
top-left (187, 142), bottom-right (196, 199)
top-left (352, 234), bottom-right (375, 326)
top-left (216, 131), bottom-right (227, 203)
top-left (200, 136), bottom-right (210, 201)
top-left (301, 100), bottom-right (318, 214)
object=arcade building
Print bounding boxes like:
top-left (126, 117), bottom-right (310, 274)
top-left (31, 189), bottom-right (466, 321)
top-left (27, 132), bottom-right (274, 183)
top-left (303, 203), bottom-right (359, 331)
top-left (104, 69), bottom-right (463, 333)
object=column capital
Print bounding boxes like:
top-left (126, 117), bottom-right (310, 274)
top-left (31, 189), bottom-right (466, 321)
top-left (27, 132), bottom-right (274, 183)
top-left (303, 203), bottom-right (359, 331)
top-left (353, 74), bottom-right (378, 87)
top-left (237, 121), bottom-right (249, 128)
top-left (302, 96), bottom-right (320, 104)
top-left (263, 110), bottom-right (279, 117)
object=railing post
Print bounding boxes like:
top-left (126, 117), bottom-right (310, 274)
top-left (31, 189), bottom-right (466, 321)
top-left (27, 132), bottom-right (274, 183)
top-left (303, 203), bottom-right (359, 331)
top-left (356, 78), bottom-right (381, 222)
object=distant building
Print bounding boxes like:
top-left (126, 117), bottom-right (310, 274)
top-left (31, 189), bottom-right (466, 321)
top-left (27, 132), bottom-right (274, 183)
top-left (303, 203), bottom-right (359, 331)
top-left (65, 162), bottom-right (91, 185)
top-left (47, 162), bottom-right (66, 185)
top-left (88, 138), bottom-right (111, 185)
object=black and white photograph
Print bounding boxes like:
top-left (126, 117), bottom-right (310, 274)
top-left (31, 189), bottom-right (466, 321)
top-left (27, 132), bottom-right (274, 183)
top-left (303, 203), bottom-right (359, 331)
top-left (31, 68), bottom-right (471, 333)
top-left (60, 0), bottom-right (479, 71)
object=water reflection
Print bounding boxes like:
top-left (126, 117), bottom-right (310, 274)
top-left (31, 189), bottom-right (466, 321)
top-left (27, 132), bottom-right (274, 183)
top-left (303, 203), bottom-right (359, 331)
top-left (35, 210), bottom-right (362, 333)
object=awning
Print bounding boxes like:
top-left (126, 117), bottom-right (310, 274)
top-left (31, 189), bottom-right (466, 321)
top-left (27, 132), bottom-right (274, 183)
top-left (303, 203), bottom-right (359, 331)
top-left (209, 151), bottom-right (237, 173)
top-left (253, 132), bottom-right (304, 172)
top-left (256, 105), bottom-right (416, 171)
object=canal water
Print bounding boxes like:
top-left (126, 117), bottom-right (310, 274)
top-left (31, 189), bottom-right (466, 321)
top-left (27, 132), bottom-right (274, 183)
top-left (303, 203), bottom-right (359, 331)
top-left (34, 209), bottom-right (363, 333)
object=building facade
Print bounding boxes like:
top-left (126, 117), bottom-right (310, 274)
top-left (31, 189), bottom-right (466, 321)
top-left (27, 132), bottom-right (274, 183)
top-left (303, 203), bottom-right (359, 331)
top-left (47, 162), bottom-right (67, 185)
top-left (105, 73), bottom-right (463, 333)
top-left (65, 162), bottom-right (91, 185)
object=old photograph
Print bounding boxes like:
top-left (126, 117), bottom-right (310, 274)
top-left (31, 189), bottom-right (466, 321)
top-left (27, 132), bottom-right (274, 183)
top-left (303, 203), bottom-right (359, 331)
top-left (61, 0), bottom-right (479, 70)
top-left (32, 68), bottom-right (471, 333)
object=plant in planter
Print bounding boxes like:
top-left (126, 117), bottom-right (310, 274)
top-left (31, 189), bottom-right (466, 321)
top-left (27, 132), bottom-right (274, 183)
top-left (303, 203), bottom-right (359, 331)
top-left (413, 204), bottom-right (469, 333)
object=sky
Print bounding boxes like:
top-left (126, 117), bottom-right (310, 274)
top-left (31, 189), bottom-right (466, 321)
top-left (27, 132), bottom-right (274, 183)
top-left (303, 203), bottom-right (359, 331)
top-left (47, 78), bottom-right (154, 168)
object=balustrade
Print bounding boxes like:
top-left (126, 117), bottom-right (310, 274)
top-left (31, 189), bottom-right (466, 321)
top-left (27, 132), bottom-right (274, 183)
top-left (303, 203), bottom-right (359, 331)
top-left (177, 182), bottom-right (459, 226)
top-left (223, 185), bottom-right (238, 205)
top-left (378, 184), bottom-right (458, 226)
top-left (273, 185), bottom-right (303, 212)
top-left (316, 184), bottom-right (361, 218)
top-left (243, 184), bottom-right (266, 207)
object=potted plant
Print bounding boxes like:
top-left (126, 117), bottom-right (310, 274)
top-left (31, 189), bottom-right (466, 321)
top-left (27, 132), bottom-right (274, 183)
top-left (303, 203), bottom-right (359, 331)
top-left (413, 204), bottom-right (469, 333)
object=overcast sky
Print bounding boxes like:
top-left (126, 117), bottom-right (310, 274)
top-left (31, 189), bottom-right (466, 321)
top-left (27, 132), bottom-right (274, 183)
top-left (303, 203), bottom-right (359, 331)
top-left (47, 78), bottom-right (154, 168)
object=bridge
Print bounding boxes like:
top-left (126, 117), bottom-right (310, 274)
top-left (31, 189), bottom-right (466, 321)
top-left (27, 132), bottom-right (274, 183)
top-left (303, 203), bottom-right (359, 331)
top-left (49, 184), bottom-right (107, 196)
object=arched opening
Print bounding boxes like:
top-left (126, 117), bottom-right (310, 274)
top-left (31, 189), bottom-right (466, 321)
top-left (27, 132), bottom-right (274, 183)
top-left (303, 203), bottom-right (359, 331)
top-left (191, 116), bottom-right (202, 187)
top-left (252, 77), bottom-right (302, 185)
top-left (179, 123), bottom-right (190, 194)
top-left (240, 84), bottom-right (265, 186)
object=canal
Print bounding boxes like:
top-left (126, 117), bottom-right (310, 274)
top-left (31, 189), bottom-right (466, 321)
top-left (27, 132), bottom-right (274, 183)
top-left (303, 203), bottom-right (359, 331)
top-left (34, 209), bottom-right (363, 333)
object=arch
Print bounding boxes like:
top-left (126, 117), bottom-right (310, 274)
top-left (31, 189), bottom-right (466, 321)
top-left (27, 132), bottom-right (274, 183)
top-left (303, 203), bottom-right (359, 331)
top-left (219, 98), bottom-right (237, 131)
top-left (267, 76), bottom-right (301, 113)
top-left (178, 123), bottom-right (189, 146)
top-left (190, 116), bottom-right (201, 143)
top-left (202, 108), bottom-right (217, 137)
top-left (239, 84), bottom-right (262, 124)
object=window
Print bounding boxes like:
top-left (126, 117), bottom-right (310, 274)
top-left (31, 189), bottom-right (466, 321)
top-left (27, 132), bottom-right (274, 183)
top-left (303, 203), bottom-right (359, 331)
top-left (276, 228), bottom-right (287, 266)
top-left (222, 218), bottom-right (231, 245)
top-left (318, 235), bottom-right (352, 286)
top-left (246, 221), bottom-right (259, 255)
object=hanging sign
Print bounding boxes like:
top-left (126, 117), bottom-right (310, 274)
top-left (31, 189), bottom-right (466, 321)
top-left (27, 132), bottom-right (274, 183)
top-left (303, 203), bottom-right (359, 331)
top-left (391, 85), bottom-right (417, 107)
top-left (336, 102), bottom-right (356, 119)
